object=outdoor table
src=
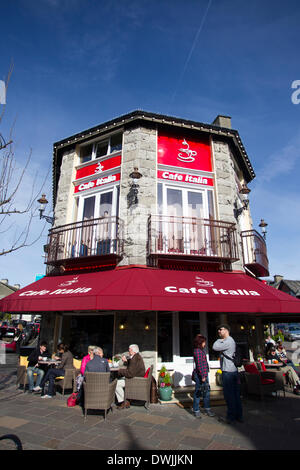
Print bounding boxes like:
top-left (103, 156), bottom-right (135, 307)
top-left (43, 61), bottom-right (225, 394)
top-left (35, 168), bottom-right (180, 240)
top-left (38, 359), bottom-right (61, 369)
top-left (263, 362), bottom-right (283, 370)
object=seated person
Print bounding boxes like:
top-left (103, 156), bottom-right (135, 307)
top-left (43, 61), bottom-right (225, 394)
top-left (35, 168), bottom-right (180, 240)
top-left (26, 341), bottom-right (48, 393)
top-left (116, 344), bottom-right (145, 409)
top-left (37, 344), bottom-right (74, 398)
top-left (75, 345), bottom-right (96, 392)
top-left (77, 347), bottom-right (110, 406)
top-left (276, 343), bottom-right (288, 361)
top-left (84, 347), bottom-right (110, 374)
top-left (265, 346), bottom-right (300, 395)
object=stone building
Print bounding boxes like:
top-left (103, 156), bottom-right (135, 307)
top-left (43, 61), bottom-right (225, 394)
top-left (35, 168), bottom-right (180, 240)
top-left (2, 110), bottom-right (300, 386)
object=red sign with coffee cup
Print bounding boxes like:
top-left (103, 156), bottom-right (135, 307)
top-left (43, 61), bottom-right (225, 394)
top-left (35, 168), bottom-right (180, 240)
top-left (158, 134), bottom-right (212, 172)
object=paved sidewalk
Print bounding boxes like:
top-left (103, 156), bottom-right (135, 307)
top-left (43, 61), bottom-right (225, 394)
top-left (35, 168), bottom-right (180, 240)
top-left (1, 366), bottom-right (300, 450)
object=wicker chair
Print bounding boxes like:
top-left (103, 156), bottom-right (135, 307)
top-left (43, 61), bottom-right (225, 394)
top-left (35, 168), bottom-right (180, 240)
top-left (244, 362), bottom-right (285, 399)
top-left (55, 369), bottom-right (76, 396)
top-left (83, 372), bottom-right (117, 421)
top-left (125, 365), bottom-right (153, 409)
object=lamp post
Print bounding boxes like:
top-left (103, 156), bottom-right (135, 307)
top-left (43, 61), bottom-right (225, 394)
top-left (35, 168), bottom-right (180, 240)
top-left (234, 184), bottom-right (251, 218)
top-left (37, 194), bottom-right (54, 225)
top-left (259, 219), bottom-right (268, 239)
top-left (127, 167), bottom-right (143, 207)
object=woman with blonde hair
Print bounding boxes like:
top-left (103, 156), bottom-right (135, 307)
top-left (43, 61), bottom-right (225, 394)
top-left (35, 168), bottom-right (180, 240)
top-left (76, 345), bottom-right (96, 392)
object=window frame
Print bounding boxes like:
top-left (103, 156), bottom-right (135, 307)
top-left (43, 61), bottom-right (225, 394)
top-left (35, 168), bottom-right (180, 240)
top-left (79, 132), bottom-right (123, 165)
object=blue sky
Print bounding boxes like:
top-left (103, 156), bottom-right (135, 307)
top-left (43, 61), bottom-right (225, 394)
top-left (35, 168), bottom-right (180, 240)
top-left (1, 0), bottom-right (300, 287)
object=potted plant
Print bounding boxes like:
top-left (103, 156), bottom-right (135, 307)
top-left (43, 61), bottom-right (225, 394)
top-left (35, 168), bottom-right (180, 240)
top-left (158, 366), bottom-right (173, 401)
top-left (215, 369), bottom-right (223, 386)
top-left (113, 355), bottom-right (121, 367)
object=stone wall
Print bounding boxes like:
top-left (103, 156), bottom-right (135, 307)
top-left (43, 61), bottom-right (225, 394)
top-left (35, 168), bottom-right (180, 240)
top-left (118, 126), bottom-right (157, 266)
top-left (212, 139), bottom-right (245, 271)
top-left (54, 149), bottom-right (76, 227)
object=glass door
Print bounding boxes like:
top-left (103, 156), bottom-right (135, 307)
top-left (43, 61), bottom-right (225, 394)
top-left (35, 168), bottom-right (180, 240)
top-left (185, 190), bottom-right (204, 254)
top-left (75, 186), bottom-right (119, 258)
top-left (166, 188), bottom-right (183, 253)
top-left (162, 186), bottom-right (207, 255)
top-left (96, 191), bottom-right (113, 255)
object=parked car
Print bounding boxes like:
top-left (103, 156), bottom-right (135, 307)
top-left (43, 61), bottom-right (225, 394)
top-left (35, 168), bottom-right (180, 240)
top-left (286, 325), bottom-right (300, 342)
top-left (11, 319), bottom-right (27, 328)
top-left (0, 327), bottom-right (17, 353)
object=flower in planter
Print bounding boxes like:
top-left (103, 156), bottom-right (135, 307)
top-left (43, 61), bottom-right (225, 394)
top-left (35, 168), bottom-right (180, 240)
top-left (158, 366), bottom-right (172, 388)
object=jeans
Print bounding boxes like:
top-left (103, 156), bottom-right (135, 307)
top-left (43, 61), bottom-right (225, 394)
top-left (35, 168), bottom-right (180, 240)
top-left (40, 368), bottom-right (65, 396)
top-left (27, 367), bottom-right (44, 391)
top-left (222, 371), bottom-right (243, 421)
top-left (193, 373), bottom-right (211, 412)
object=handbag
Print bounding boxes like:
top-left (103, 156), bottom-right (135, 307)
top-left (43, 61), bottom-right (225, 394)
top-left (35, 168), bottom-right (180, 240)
top-left (67, 392), bottom-right (78, 407)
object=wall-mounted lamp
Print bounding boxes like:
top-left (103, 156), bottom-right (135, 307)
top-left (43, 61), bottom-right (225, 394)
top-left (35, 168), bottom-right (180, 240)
top-left (127, 167), bottom-right (142, 208)
top-left (234, 184), bottom-right (251, 218)
top-left (240, 325), bottom-right (245, 330)
top-left (119, 318), bottom-right (127, 330)
top-left (37, 194), bottom-right (54, 225)
top-left (259, 219), bottom-right (268, 240)
top-left (251, 325), bottom-right (256, 331)
top-left (144, 319), bottom-right (150, 331)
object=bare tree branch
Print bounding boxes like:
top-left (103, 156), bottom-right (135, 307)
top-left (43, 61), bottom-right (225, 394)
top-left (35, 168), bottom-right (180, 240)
top-left (0, 66), bottom-right (51, 256)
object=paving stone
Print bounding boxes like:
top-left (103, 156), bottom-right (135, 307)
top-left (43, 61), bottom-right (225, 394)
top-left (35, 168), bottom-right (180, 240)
top-left (206, 441), bottom-right (241, 450)
top-left (0, 416), bottom-right (29, 429)
top-left (129, 412), bottom-right (170, 425)
top-left (179, 435), bottom-right (212, 450)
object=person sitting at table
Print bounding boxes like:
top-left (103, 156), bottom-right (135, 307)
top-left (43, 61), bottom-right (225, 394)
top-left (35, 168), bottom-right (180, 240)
top-left (76, 347), bottom-right (110, 406)
top-left (276, 343), bottom-right (288, 361)
top-left (51, 342), bottom-right (64, 360)
top-left (75, 345), bottom-right (96, 392)
top-left (116, 344), bottom-right (145, 409)
top-left (84, 347), bottom-right (110, 374)
top-left (38, 344), bottom-right (74, 398)
top-left (265, 346), bottom-right (300, 395)
top-left (27, 341), bottom-right (48, 393)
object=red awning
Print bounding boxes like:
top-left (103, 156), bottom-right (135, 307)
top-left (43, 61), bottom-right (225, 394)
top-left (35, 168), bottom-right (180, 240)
top-left (1, 267), bottom-right (300, 314)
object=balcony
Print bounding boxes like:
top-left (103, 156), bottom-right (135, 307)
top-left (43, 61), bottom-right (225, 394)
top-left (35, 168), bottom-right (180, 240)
top-left (148, 215), bottom-right (239, 270)
top-left (241, 229), bottom-right (269, 277)
top-left (45, 216), bottom-right (124, 271)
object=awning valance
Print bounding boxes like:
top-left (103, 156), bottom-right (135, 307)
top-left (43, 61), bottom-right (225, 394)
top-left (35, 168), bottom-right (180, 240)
top-left (1, 267), bottom-right (300, 314)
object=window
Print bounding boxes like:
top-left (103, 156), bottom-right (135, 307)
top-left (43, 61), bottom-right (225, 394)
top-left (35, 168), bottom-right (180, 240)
top-left (80, 132), bottom-right (122, 164)
top-left (157, 313), bottom-right (173, 362)
top-left (179, 312), bottom-right (200, 357)
top-left (80, 144), bottom-right (93, 164)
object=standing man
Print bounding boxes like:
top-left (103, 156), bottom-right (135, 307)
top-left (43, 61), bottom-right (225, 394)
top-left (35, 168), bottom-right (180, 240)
top-left (116, 344), bottom-right (145, 409)
top-left (213, 324), bottom-right (243, 424)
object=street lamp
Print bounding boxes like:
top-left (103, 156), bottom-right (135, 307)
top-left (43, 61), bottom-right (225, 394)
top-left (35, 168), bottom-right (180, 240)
top-left (234, 184), bottom-right (251, 218)
top-left (127, 167), bottom-right (143, 207)
top-left (259, 219), bottom-right (268, 239)
top-left (37, 194), bottom-right (54, 225)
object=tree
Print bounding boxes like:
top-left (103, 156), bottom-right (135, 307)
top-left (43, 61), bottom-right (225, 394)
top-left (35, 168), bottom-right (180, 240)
top-left (0, 66), bottom-right (50, 255)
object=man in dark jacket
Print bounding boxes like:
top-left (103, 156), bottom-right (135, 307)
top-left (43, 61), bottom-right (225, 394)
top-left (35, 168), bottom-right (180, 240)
top-left (116, 344), bottom-right (146, 409)
top-left (26, 341), bottom-right (48, 393)
top-left (84, 347), bottom-right (110, 373)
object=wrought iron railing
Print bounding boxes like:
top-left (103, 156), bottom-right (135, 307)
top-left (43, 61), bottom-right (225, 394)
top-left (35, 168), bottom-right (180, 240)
top-left (241, 229), bottom-right (269, 277)
top-left (46, 216), bottom-right (124, 264)
top-left (148, 215), bottom-right (239, 261)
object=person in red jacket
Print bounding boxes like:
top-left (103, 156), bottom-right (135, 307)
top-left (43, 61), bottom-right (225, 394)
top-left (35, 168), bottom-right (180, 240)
top-left (192, 334), bottom-right (215, 418)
